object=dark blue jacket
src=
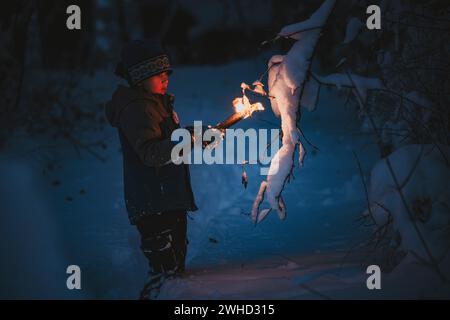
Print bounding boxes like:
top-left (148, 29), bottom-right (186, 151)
top-left (105, 85), bottom-right (198, 225)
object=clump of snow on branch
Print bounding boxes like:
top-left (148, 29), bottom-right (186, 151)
top-left (251, 0), bottom-right (336, 224)
top-left (314, 73), bottom-right (383, 104)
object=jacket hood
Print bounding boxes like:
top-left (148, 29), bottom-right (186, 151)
top-left (105, 85), bottom-right (141, 127)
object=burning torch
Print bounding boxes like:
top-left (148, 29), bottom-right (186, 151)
top-left (215, 81), bottom-right (268, 130)
top-left (210, 81), bottom-right (270, 189)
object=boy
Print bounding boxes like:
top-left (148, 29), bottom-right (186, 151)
top-left (105, 40), bottom-right (198, 299)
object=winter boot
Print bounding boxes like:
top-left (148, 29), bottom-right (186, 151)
top-left (139, 272), bottom-right (165, 300)
top-left (139, 229), bottom-right (183, 299)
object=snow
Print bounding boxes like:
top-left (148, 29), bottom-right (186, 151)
top-left (158, 248), bottom-right (450, 299)
top-left (314, 73), bottom-right (383, 102)
top-left (0, 161), bottom-right (80, 299)
top-left (266, 55), bottom-right (283, 117)
top-left (367, 144), bottom-right (450, 271)
top-left (157, 252), bottom-right (367, 300)
top-left (300, 76), bottom-right (320, 111)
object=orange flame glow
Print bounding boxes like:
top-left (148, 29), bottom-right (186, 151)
top-left (233, 98), bottom-right (245, 113)
top-left (232, 96), bottom-right (264, 118)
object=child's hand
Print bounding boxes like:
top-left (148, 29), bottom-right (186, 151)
top-left (184, 125), bottom-right (217, 148)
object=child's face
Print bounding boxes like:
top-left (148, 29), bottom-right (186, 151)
top-left (142, 71), bottom-right (170, 95)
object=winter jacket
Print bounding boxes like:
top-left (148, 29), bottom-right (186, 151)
top-left (105, 85), bottom-right (198, 225)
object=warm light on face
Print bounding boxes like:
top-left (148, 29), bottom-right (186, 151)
top-left (144, 71), bottom-right (170, 94)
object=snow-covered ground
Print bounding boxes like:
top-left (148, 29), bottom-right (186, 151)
top-left (3, 58), bottom-right (448, 299)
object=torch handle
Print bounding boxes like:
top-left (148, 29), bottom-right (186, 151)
top-left (215, 112), bottom-right (244, 130)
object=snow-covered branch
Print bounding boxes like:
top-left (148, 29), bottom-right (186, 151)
top-left (252, 0), bottom-right (336, 224)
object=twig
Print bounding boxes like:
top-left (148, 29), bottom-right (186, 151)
top-left (257, 62), bottom-right (280, 83)
top-left (398, 145), bottom-right (424, 189)
top-left (352, 150), bottom-right (377, 226)
top-left (260, 25), bottom-right (323, 47)
top-left (297, 127), bottom-right (319, 151)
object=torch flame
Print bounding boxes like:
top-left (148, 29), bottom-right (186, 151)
top-left (216, 82), bottom-right (266, 130)
top-left (233, 95), bottom-right (264, 118)
top-left (233, 98), bottom-right (245, 113)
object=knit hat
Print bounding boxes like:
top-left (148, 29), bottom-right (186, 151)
top-left (115, 40), bottom-right (173, 86)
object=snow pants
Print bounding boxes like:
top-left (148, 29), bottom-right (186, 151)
top-left (136, 210), bottom-right (187, 299)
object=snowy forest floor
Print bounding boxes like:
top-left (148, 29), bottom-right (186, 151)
top-left (1, 58), bottom-right (448, 299)
top-left (159, 251), bottom-right (449, 300)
